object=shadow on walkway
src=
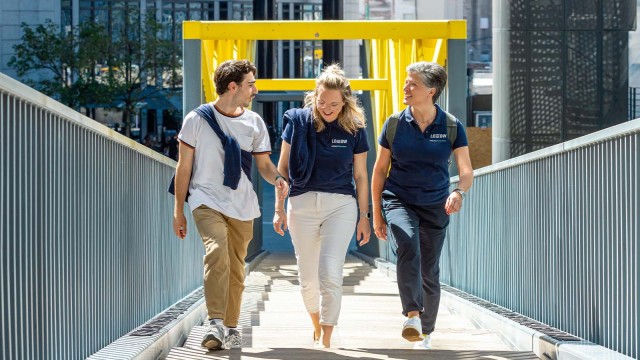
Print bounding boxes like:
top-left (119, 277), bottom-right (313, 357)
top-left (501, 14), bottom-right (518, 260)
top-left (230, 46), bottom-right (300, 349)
top-left (168, 347), bottom-right (538, 360)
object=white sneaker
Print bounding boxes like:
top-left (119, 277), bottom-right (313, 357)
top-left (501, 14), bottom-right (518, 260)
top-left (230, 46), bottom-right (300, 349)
top-left (401, 317), bottom-right (423, 342)
top-left (201, 323), bottom-right (224, 350)
top-left (224, 328), bottom-right (243, 349)
top-left (413, 334), bottom-right (432, 349)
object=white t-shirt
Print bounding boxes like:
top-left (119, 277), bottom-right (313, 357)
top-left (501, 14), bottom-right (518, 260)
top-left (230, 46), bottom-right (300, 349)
top-left (178, 104), bottom-right (271, 220)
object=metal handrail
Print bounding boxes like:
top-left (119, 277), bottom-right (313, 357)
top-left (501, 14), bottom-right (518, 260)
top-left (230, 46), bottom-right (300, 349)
top-left (0, 73), bottom-right (203, 360)
top-left (444, 118), bottom-right (640, 358)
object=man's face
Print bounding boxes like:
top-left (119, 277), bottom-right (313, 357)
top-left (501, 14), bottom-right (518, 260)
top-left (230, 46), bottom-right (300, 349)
top-left (233, 72), bottom-right (258, 107)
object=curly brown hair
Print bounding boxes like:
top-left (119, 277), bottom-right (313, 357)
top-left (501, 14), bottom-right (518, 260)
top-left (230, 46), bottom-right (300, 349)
top-left (213, 60), bottom-right (257, 96)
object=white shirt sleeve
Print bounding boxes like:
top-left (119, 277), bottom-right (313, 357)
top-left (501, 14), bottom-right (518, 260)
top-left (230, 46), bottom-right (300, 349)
top-left (252, 115), bottom-right (272, 153)
top-left (178, 111), bottom-right (200, 148)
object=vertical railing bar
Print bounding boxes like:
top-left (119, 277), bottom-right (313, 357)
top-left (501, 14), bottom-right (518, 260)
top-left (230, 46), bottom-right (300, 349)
top-left (7, 94), bottom-right (12, 359)
top-left (32, 105), bottom-right (39, 360)
top-left (62, 117), bottom-right (69, 359)
top-left (11, 95), bottom-right (18, 359)
top-left (26, 103), bottom-right (33, 360)
top-left (0, 91), bottom-right (5, 360)
top-left (42, 110), bottom-right (49, 360)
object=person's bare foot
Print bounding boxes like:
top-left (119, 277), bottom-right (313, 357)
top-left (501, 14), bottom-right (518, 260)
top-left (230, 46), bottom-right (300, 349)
top-left (313, 330), bottom-right (324, 348)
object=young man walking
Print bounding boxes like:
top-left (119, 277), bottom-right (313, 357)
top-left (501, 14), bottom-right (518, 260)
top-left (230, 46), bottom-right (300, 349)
top-left (172, 59), bottom-right (288, 350)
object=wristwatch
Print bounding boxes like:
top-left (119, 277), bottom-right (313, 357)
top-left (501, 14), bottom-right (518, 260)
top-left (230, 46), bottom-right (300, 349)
top-left (453, 188), bottom-right (466, 199)
top-left (360, 211), bottom-right (371, 219)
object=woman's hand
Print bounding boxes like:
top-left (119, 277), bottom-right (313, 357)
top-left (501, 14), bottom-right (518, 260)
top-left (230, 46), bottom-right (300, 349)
top-left (445, 191), bottom-right (463, 215)
top-left (356, 217), bottom-right (371, 246)
top-left (275, 177), bottom-right (289, 201)
top-left (273, 209), bottom-right (287, 236)
top-left (373, 213), bottom-right (387, 241)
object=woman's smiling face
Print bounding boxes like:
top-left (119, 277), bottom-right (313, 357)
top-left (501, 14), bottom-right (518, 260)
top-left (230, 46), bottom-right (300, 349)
top-left (315, 87), bottom-right (344, 122)
top-left (403, 72), bottom-right (435, 106)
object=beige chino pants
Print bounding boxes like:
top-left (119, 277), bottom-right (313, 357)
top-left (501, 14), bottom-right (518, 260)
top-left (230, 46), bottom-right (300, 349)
top-left (192, 205), bottom-right (253, 327)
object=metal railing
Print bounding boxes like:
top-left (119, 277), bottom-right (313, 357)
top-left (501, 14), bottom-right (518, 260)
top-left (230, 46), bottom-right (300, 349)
top-left (444, 118), bottom-right (639, 358)
top-left (0, 73), bottom-right (204, 360)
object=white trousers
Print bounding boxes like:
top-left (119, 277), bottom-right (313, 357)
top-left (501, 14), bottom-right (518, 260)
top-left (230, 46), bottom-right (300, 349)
top-left (287, 191), bottom-right (357, 326)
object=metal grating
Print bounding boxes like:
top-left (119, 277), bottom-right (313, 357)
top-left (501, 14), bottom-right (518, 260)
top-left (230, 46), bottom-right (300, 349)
top-left (566, 31), bottom-right (600, 138)
top-left (566, 0), bottom-right (598, 29)
top-left (442, 285), bottom-right (582, 342)
top-left (603, 0), bottom-right (636, 30)
top-left (530, 31), bottom-right (563, 144)
top-left (130, 288), bottom-right (204, 336)
top-left (504, 0), bottom-right (634, 158)
top-left (510, 0), bottom-right (528, 29)
top-left (509, 30), bottom-right (529, 151)
top-left (530, 0), bottom-right (564, 29)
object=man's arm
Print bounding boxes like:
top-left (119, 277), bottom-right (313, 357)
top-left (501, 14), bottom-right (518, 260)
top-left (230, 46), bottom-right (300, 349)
top-left (173, 141), bottom-right (194, 239)
top-left (254, 153), bottom-right (289, 200)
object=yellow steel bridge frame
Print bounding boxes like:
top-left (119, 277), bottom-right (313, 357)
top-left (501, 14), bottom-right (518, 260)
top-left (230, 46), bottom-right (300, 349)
top-left (182, 20), bottom-right (466, 135)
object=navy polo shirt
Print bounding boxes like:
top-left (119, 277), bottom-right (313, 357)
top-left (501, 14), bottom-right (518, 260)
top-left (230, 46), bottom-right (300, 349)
top-left (378, 104), bottom-right (468, 205)
top-left (283, 118), bottom-right (369, 197)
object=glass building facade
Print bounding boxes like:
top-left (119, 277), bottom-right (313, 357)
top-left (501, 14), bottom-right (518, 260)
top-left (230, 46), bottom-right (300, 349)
top-left (62, 0), bottom-right (254, 50)
top-left (58, 0), bottom-right (329, 144)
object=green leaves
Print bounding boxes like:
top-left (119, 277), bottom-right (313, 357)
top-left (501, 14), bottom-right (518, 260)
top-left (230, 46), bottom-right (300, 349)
top-left (8, 20), bottom-right (110, 110)
top-left (7, 10), bottom-right (180, 137)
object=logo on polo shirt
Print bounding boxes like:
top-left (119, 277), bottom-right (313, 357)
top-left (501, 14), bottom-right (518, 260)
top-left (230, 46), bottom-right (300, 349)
top-left (430, 133), bottom-right (447, 141)
top-left (332, 138), bottom-right (348, 148)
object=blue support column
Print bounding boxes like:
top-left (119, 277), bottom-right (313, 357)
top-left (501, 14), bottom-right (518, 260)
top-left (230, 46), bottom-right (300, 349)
top-left (446, 39), bottom-right (468, 125)
top-left (183, 39), bottom-right (203, 118)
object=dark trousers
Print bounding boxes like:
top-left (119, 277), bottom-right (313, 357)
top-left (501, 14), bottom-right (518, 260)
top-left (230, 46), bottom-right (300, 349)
top-left (382, 193), bottom-right (449, 335)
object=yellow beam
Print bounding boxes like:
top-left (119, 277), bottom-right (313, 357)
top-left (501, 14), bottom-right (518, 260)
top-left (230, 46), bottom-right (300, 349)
top-left (432, 39), bottom-right (447, 66)
top-left (256, 79), bottom-right (389, 91)
top-left (184, 19), bottom-right (468, 132)
top-left (184, 20), bottom-right (467, 40)
top-left (202, 42), bottom-right (215, 102)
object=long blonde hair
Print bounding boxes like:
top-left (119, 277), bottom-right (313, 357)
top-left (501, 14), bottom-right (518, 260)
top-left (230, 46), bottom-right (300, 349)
top-left (303, 64), bottom-right (366, 134)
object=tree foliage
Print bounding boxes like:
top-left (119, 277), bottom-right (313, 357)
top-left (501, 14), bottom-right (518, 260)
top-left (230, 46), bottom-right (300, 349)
top-left (8, 10), bottom-right (181, 137)
top-left (8, 20), bottom-right (111, 111)
top-left (104, 7), bottom-right (181, 136)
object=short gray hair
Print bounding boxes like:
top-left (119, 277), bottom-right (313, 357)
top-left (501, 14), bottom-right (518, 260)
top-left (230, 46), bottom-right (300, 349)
top-left (406, 62), bottom-right (447, 104)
